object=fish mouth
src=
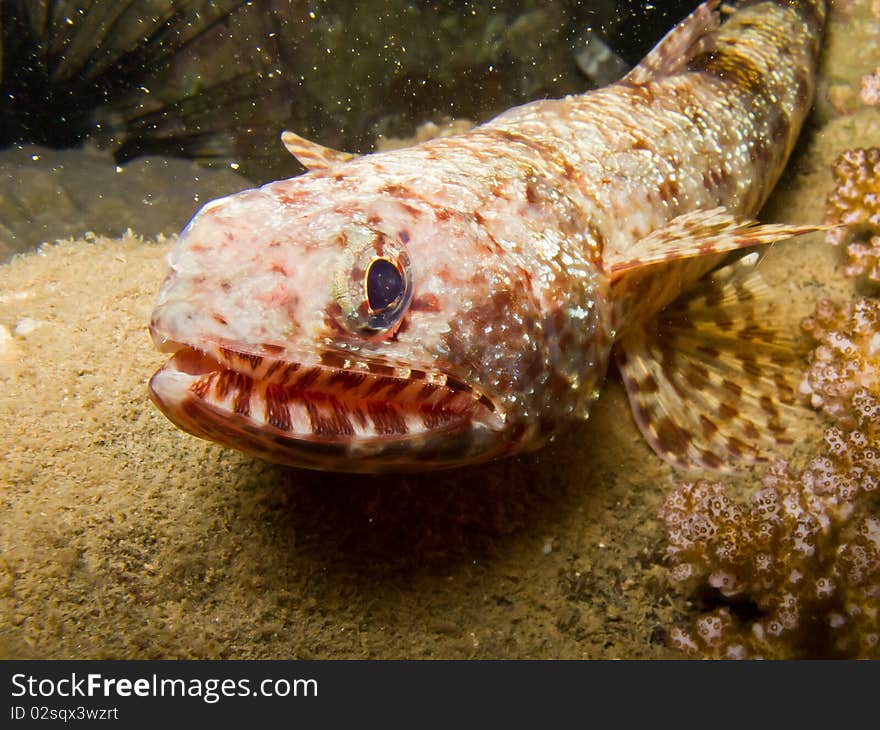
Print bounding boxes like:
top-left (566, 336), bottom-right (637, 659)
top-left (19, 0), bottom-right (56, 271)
top-left (148, 343), bottom-right (509, 472)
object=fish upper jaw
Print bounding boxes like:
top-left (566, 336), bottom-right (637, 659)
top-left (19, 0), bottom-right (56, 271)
top-left (147, 335), bottom-right (516, 472)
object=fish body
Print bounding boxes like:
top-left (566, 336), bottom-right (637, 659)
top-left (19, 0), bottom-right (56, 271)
top-left (149, 1), bottom-right (826, 472)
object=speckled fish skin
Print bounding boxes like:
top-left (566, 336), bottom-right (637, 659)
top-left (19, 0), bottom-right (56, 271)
top-left (149, 0), bottom-right (827, 473)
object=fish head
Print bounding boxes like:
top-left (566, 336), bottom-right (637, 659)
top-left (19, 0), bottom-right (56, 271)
top-left (149, 173), bottom-right (559, 472)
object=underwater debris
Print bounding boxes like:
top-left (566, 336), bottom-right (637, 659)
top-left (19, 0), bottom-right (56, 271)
top-left (824, 147), bottom-right (880, 281)
top-left (660, 297), bottom-right (880, 659)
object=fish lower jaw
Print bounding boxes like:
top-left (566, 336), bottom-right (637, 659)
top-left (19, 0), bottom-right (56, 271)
top-left (148, 345), bottom-right (507, 471)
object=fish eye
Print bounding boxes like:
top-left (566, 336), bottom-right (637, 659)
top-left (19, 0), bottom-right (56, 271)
top-left (364, 257), bottom-right (410, 331)
top-left (366, 258), bottom-right (404, 312)
top-left (333, 227), bottom-right (413, 335)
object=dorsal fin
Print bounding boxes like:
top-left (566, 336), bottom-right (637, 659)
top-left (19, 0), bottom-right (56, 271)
top-left (281, 130), bottom-right (357, 170)
top-left (615, 253), bottom-right (808, 472)
top-left (605, 207), bottom-right (824, 282)
top-left (622, 0), bottom-right (721, 85)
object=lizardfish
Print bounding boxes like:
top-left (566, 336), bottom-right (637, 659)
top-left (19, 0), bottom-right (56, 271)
top-left (149, 0), bottom-right (826, 472)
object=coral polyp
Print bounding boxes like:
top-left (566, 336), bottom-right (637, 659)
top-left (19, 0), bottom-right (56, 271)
top-left (661, 299), bottom-right (880, 658)
top-left (824, 148), bottom-right (880, 281)
top-left (661, 415), bottom-right (880, 657)
top-left (800, 298), bottom-right (880, 426)
top-left (659, 135), bottom-right (880, 659)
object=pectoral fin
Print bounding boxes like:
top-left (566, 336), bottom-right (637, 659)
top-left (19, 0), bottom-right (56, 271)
top-left (615, 253), bottom-right (806, 472)
top-left (281, 130), bottom-right (357, 170)
top-left (605, 207), bottom-right (823, 281)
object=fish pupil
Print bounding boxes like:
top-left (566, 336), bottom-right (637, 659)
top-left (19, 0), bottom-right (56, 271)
top-left (366, 258), bottom-right (403, 311)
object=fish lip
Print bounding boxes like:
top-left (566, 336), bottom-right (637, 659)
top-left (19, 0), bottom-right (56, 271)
top-left (148, 343), bottom-right (508, 469)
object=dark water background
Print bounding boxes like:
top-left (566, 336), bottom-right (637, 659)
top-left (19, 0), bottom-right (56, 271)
top-left (0, 1), bottom-right (700, 259)
top-left (0, 1), bottom-right (699, 180)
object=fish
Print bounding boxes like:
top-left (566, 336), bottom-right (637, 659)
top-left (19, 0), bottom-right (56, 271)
top-left (148, 0), bottom-right (827, 473)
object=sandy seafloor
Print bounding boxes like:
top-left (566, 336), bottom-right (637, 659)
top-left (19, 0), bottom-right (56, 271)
top-left (1, 2), bottom-right (879, 659)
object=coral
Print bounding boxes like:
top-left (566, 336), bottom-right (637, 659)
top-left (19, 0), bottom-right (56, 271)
top-left (824, 148), bottom-right (880, 280)
top-left (662, 142), bottom-right (880, 658)
top-left (661, 443), bottom-right (880, 658)
top-left (800, 298), bottom-right (880, 426)
top-left (660, 298), bottom-right (880, 659)
top-left (861, 67), bottom-right (880, 106)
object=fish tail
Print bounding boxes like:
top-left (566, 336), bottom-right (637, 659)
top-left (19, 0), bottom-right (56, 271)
top-left (620, 1), bottom-right (826, 214)
top-left (679, 0), bottom-right (826, 209)
top-left (756, 0), bottom-right (826, 27)
top-left (727, 0), bottom-right (826, 34)
top-left (691, 1), bottom-right (826, 100)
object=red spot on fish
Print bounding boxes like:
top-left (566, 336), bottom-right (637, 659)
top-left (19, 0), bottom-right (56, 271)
top-left (410, 294), bottom-right (440, 312)
top-left (256, 282), bottom-right (292, 307)
top-left (380, 183), bottom-right (408, 195)
top-left (190, 373), bottom-right (214, 399)
top-left (276, 190), bottom-right (311, 205)
top-left (397, 201), bottom-right (422, 218)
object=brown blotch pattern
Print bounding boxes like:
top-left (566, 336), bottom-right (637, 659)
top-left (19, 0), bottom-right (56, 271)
top-left (368, 402), bottom-right (408, 435)
top-left (264, 383), bottom-right (292, 431)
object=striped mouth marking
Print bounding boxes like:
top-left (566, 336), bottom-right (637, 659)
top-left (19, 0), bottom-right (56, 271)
top-left (148, 344), bottom-right (503, 468)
